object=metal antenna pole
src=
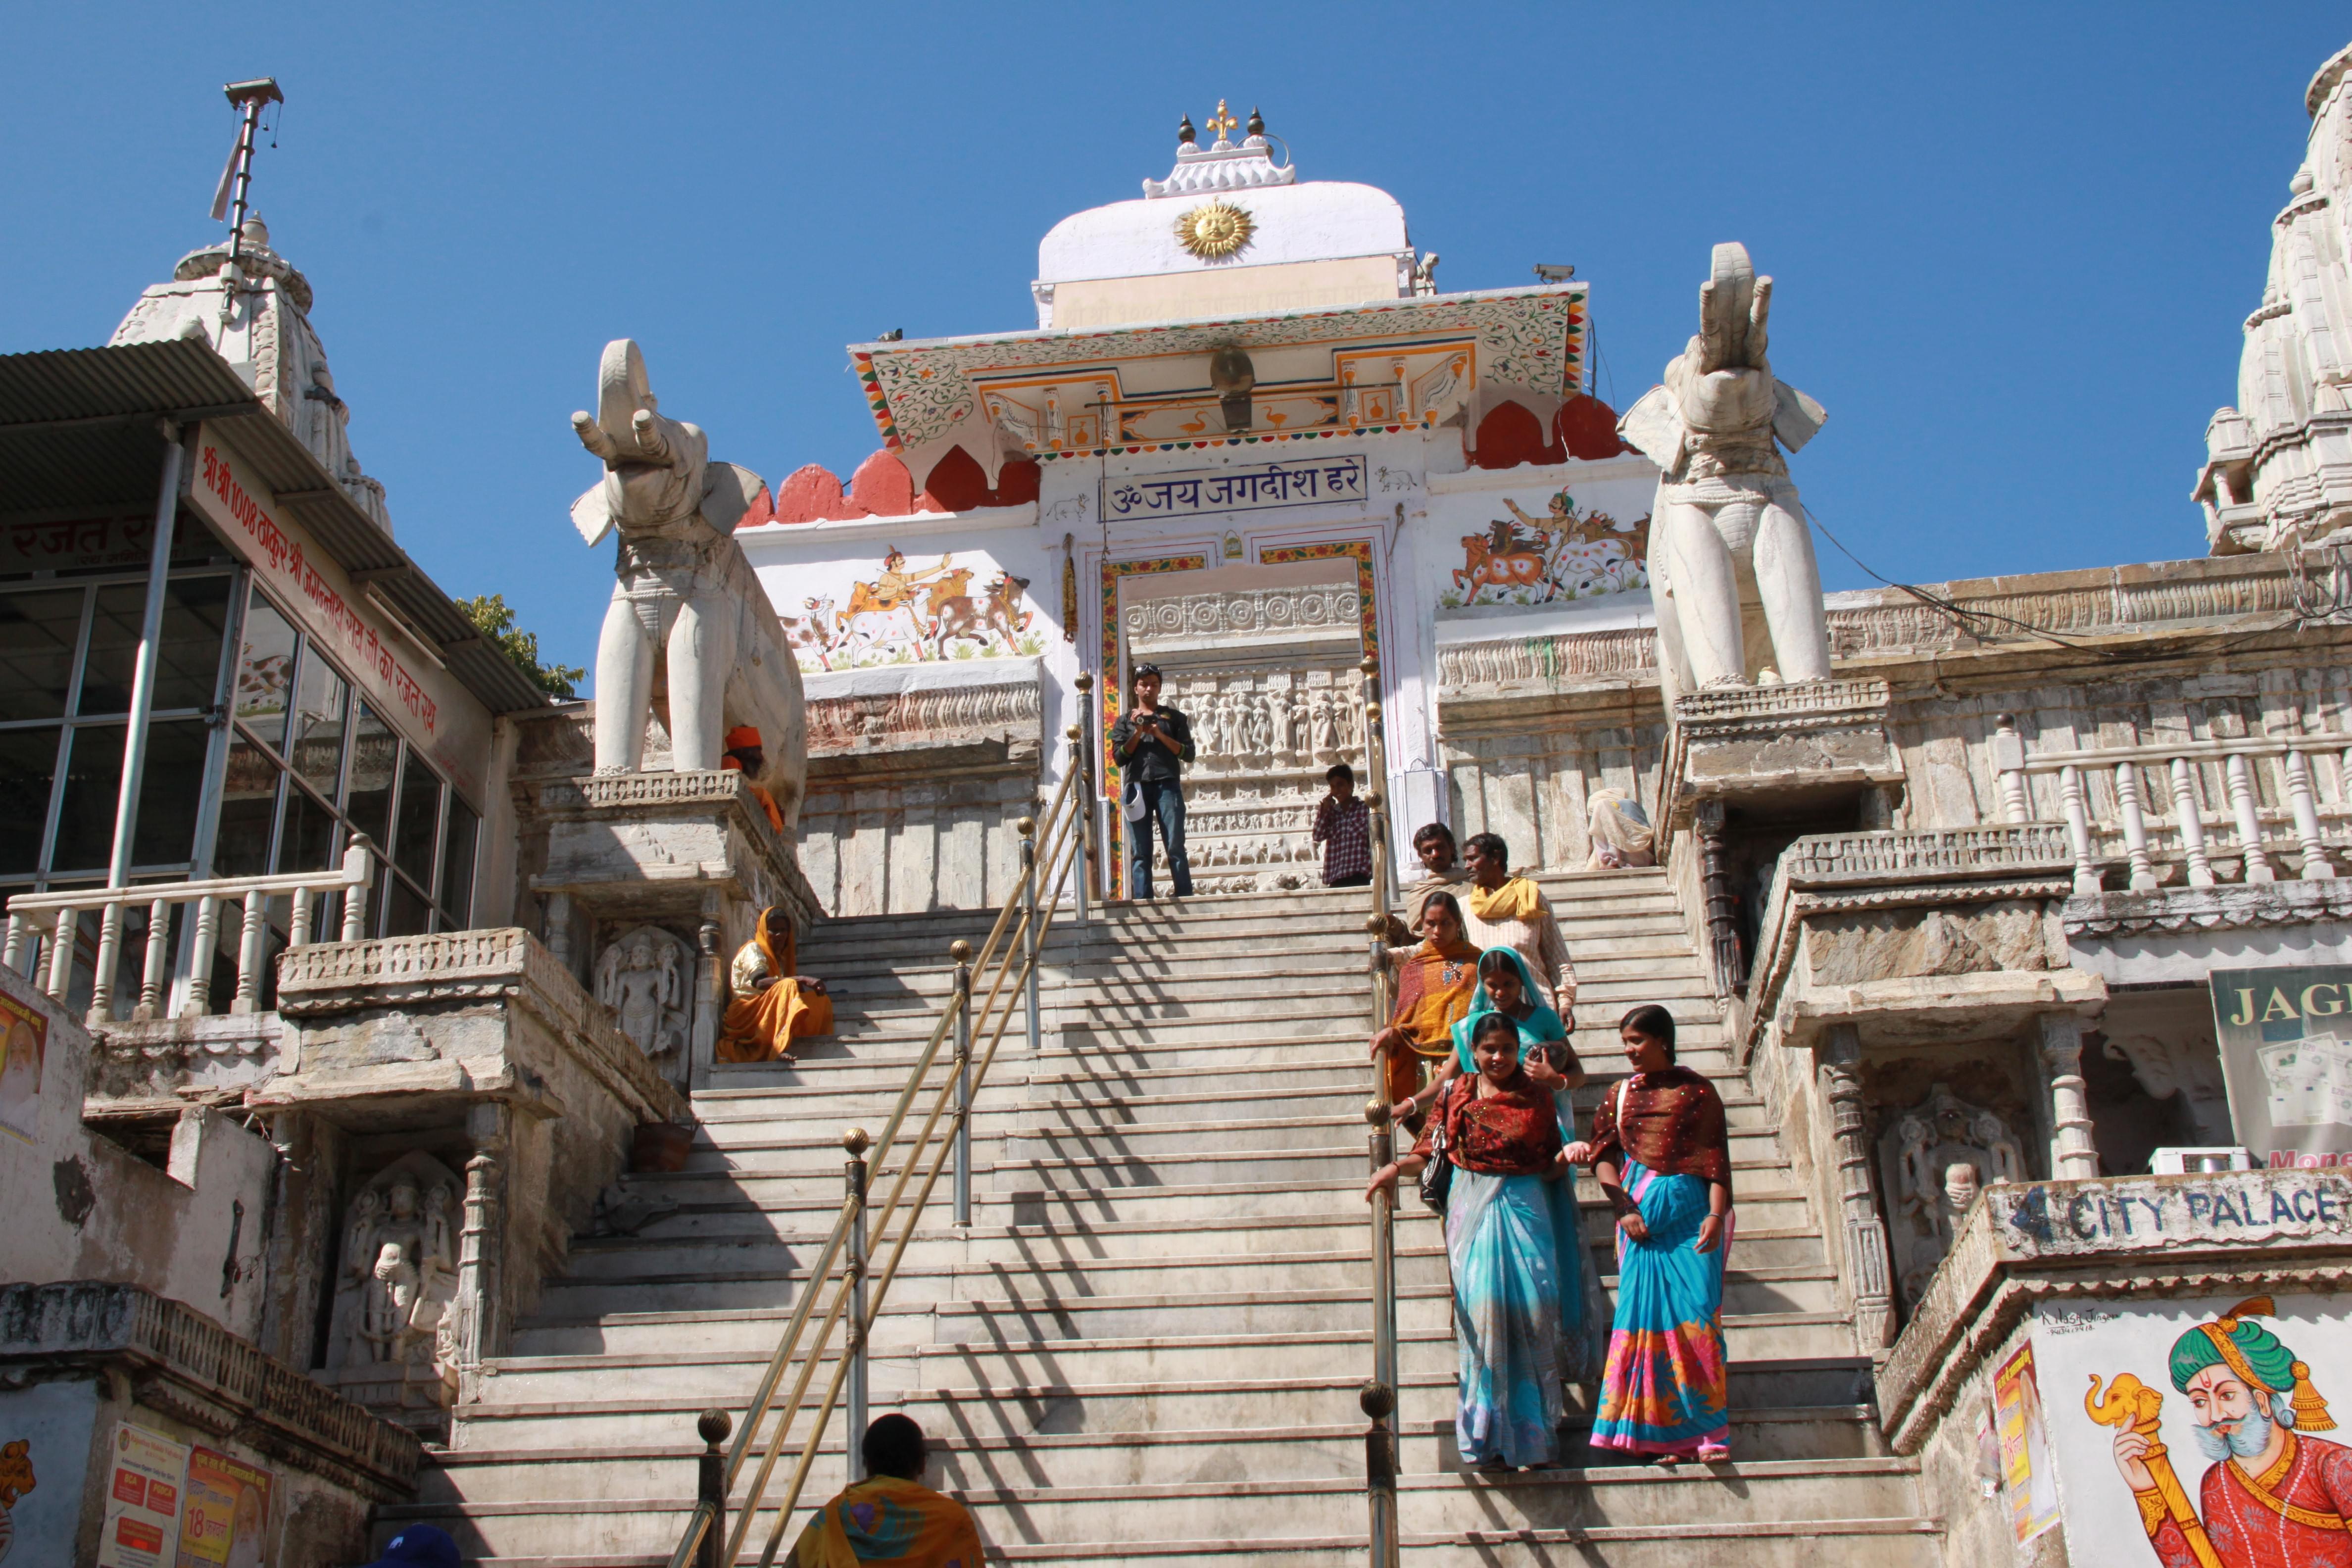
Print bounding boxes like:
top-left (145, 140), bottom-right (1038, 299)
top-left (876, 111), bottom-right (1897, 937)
top-left (217, 79), bottom-right (282, 321)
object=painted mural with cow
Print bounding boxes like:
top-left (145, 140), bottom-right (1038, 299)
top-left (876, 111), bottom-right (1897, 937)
top-left (1437, 486), bottom-right (1652, 610)
top-left (777, 546), bottom-right (1047, 670)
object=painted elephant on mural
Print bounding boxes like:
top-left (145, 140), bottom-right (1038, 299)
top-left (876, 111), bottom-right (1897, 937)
top-left (570, 339), bottom-right (807, 828)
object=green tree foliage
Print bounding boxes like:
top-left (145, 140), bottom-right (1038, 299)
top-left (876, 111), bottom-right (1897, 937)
top-left (458, 593), bottom-right (586, 700)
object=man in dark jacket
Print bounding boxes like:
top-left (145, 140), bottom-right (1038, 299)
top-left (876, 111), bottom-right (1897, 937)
top-left (1108, 663), bottom-right (1195, 898)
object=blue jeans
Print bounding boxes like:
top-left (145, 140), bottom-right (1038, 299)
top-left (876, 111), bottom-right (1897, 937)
top-left (1128, 778), bottom-right (1192, 898)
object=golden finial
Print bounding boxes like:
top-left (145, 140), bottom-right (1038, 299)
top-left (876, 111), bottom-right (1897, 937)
top-left (1206, 100), bottom-right (1239, 142)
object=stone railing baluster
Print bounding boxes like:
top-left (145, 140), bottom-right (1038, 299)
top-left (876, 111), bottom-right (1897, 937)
top-left (2285, 749), bottom-right (2336, 879)
top-left (2059, 766), bottom-right (2100, 895)
top-left (2227, 753), bottom-right (2275, 882)
top-left (2170, 758), bottom-right (2215, 887)
top-left (184, 895), bottom-right (219, 1017)
top-left (1, 914), bottom-right (25, 977)
top-left (137, 898), bottom-right (171, 1021)
top-left (232, 890), bottom-right (268, 1015)
top-left (46, 907), bottom-right (76, 1001)
top-left (87, 903), bottom-right (125, 1025)
top-left (2113, 762), bottom-right (2158, 891)
top-left (1991, 713), bottom-right (2030, 824)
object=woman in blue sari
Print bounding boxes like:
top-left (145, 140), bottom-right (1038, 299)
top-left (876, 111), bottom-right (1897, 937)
top-left (1578, 1002), bottom-right (1736, 1465)
top-left (1368, 1012), bottom-right (1580, 1470)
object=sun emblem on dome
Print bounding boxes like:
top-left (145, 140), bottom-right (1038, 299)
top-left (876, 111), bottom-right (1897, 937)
top-left (1174, 199), bottom-right (1254, 261)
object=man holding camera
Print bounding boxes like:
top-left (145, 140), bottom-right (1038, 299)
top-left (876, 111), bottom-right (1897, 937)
top-left (1109, 662), bottom-right (1195, 899)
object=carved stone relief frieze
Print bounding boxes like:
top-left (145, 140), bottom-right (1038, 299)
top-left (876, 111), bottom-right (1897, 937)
top-left (593, 924), bottom-right (696, 1085)
top-left (1170, 664), bottom-right (1367, 895)
top-left (1874, 1083), bottom-right (2028, 1310)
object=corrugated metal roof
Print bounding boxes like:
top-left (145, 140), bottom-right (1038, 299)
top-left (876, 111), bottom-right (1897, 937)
top-left (0, 340), bottom-right (550, 715)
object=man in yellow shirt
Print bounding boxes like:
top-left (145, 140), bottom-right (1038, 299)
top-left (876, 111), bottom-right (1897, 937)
top-left (789, 1416), bottom-right (983, 1568)
top-left (1458, 832), bottom-right (1577, 1022)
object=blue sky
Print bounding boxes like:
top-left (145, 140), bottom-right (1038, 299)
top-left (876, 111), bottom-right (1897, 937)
top-left (6, 5), bottom-right (2347, 689)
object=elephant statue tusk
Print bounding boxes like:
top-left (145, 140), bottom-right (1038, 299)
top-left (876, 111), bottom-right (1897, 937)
top-left (631, 408), bottom-right (673, 465)
top-left (572, 410), bottom-right (620, 461)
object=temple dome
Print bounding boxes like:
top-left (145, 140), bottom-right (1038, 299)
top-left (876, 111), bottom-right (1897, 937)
top-left (1031, 113), bottom-right (1421, 330)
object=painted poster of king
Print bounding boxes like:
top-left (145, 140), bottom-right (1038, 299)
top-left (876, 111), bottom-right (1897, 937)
top-left (2035, 1294), bottom-right (2352, 1567)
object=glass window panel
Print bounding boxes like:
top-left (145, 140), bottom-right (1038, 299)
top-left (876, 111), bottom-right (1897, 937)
top-left (287, 655), bottom-right (347, 800)
top-left (152, 575), bottom-right (233, 712)
top-left (0, 728), bottom-right (61, 875)
top-left (392, 763), bottom-right (441, 891)
top-left (383, 870), bottom-right (433, 939)
top-left (0, 588), bottom-right (85, 723)
top-left (78, 577), bottom-right (231, 718)
top-left (439, 795), bottom-right (478, 927)
top-left (344, 704), bottom-right (396, 852)
top-left (49, 724), bottom-right (125, 876)
top-left (234, 593), bottom-right (299, 749)
top-left (276, 780), bottom-right (338, 875)
top-left (130, 720), bottom-right (212, 870)
top-left (214, 731), bottom-right (280, 879)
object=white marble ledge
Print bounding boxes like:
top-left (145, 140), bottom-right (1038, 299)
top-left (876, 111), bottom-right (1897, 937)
top-left (1425, 453), bottom-right (1657, 495)
top-left (804, 655), bottom-right (1043, 702)
top-left (733, 502), bottom-right (1038, 555)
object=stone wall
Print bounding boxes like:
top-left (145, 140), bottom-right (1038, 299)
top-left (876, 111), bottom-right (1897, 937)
top-left (1, 965), bottom-right (278, 1340)
top-left (796, 665), bottom-right (1045, 917)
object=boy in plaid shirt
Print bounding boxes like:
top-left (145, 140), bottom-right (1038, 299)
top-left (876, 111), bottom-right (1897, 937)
top-left (1314, 763), bottom-right (1373, 887)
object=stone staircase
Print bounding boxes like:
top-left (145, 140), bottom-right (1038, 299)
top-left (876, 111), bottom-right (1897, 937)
top-left (376, 869), bottom-right (1941, 1565)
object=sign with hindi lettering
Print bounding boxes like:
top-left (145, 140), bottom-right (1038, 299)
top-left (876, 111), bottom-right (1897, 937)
top-left (2210, 965), bottom-right (2352, 1167)
top-left (184, 426), bottom-right (492, 800)
top-left (1103, 456), bottom-right (1367, 522)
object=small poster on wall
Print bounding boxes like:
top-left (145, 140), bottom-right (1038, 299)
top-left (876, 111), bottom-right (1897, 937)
top-left (1993, 1341), bottom-right (2064, 1545)
top-left (95, 1422), bottom-right (188, 1568)
top-left (175, 1447), bottom-right (271, 1567)
top-left (0, 987), bottom-right (46, 1146)
top-left (2209, 965), bottom-right (2352, 1165)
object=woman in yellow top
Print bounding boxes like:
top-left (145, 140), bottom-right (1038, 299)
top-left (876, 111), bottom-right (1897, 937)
top-left (790, 1416), bottom-right (982, 1568)
top-left (717, 905), bottom-right (833, 1064)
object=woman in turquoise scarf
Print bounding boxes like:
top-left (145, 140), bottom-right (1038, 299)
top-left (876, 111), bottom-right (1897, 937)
top-left (1387, 948), bottom-right (1604, 1403)
top-left (1369, 1013), bottom-right (1582, 1470)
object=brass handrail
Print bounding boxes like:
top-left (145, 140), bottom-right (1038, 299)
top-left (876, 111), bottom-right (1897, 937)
top-left (1360, 655), bottom-right (1402, 1568)
top-left (668, 724), bottom-right (1093, 1568)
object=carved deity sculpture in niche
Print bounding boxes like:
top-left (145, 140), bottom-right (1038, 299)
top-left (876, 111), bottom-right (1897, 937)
top-left (1875, 1084), bottom-right (2027, 1310)
top-left (594, 924), bottom-right (695, 1080)
top-left (1617, 243), bottom-right (1832, 695)
top-left (328, 1151), bottom-right (462, 1374)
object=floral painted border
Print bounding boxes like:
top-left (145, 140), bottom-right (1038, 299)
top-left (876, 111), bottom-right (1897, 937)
top-left (1100, 552), bottom-right (1208, 898)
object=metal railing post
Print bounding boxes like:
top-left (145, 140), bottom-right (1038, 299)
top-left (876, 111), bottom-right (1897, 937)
top-left (1074, 668), bottom-right (1097, 919)
top-left (1358, 653), bottom-right (1402, 1568)
top-left (1362, 1372), bottom-right (1400, 1568)
top-left (1020, 816), bottom-right (1040, 1060)
top-left (697, 1409), bottom-right (732, 1568)
top-left (843, 1126), bottom-right (870, 1484)
top-left (950, 940), bottom-right (974, 1227)
top-left (1066, 722), bottom-right (1090, 927)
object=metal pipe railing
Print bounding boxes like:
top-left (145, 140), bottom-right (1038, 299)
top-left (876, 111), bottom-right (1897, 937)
top-left (5, 837), bottom-right (374, 1026)
top-left (1359, 657), bottom-right (1401, 1568)
top-left (669, 760), bottom-right (1088, 1568)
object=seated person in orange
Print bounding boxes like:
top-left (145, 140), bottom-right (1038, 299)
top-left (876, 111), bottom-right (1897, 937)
top-left (717, 905), bottom-right (832, 1063)
top-left (721, 725), bottom-right (786, 835)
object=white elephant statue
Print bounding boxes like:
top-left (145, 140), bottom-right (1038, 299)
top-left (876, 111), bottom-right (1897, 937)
top-left (570, 340), bottom-right (807, 828)
top-left (1618, 243), bottom-right (1832, 697)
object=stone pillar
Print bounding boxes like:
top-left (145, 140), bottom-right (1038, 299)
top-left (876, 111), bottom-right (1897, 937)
top-left (1694, 800), bottom-right (1744, 996)
top-left (255, 1110), bottom-right (342, 1371)
top-left (692, 911), bottom-right (722, 1094)
top-left (1820, 1025), bottom-right (1897, 1351)
top-left (2039, 1013), bottom-right (2099, 1179)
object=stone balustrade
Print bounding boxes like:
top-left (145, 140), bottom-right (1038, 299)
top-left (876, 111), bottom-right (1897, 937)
top-left (4, 839), bottom-right (373, 1026)
top-left (1994, 713), bottom-right (2351, 892)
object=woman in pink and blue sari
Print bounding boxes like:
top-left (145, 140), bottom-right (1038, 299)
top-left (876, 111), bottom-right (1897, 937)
top-left (1578, 1002), bottom-right (1736, 1465)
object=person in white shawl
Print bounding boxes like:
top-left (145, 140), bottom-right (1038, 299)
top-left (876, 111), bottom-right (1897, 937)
top-left (1584, 788), bottom-right (1656, 870)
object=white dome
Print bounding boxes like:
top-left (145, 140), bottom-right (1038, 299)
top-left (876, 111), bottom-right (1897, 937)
top-left (1039, 179), bottom-right (1408, 286)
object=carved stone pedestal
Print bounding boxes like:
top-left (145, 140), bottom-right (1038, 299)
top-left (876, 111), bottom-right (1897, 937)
top-left (534, 770), bottom-right (820, 1087)
top-left (1661, 677), bottom-right (1904, 831)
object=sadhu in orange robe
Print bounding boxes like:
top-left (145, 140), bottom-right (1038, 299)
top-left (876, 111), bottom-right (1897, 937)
top-left (716, 908), bottom-right (833, 1062)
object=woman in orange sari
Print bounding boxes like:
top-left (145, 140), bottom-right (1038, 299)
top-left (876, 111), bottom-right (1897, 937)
top-left (1369, 890), bottom-right (1482, 1126)
top-left (717, 906), bottom-right (833, 1064)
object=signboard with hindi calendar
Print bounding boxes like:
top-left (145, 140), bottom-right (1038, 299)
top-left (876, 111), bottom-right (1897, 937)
top-left (2209, 964), bottom-right (2352, 1166)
